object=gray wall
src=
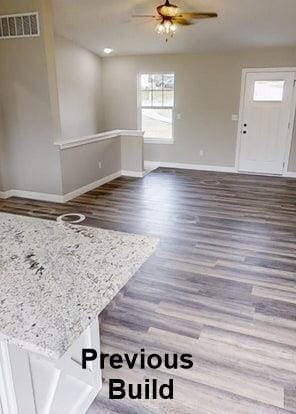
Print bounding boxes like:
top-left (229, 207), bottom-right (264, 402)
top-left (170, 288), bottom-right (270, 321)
top-left (102, 48), bottom-right (296, 172)
top-left (0, 0), bottom-right (63, 194)
top-left (55, 35), bottom-right (103, 139)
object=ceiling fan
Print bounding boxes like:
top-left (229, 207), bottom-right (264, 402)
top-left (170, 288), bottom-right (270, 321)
top-left (133, 0), bottom-right (218, 41)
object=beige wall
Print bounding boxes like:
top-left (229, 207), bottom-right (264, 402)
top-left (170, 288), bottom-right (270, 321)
top-left (0, 0), bottom-right (63, 194)
top-left (0, 106), bottom-right (10, 191)
top-left (2, 4), bottom-right (296, 198)
top-left (0, 1), bottom-right (147, 199)
top-left (60, 138), bottom-right (121, 194)
top-left (60, 134), bottom-right (144, 195)
top-left (55, 35), bottom-right (103, 139)
top-left (102, 48), bottom-right (296, 172)
top-left (121, 136), bottom-right (144, 173)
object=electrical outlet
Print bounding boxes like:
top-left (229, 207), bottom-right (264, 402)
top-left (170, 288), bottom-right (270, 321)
top-left (199, 150), bottom-right (204, 157)
top-left (176, 113), bottom-right (182, 120)
top-left (98, 161), bottom-right (102, 169)
top-left (232, 114), bottom-right (239, 121)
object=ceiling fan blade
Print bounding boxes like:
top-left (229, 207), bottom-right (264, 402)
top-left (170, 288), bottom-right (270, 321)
top-left (176, 12), bottom-right (218, 20)
top-left (172, 17), bottom-right (194, 26)
top-left (132, 15), bottom-right (158, 18)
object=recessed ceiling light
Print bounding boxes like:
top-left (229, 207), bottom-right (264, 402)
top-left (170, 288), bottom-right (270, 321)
top-left (103, 48), bottom-right (114, 54)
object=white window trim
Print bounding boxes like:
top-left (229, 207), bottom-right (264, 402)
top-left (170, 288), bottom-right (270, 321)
top-left (137, 72), bottom-right (175, 145)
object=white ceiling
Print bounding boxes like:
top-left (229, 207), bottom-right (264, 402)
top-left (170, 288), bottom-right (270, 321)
top-left (53, 0), bottom-right (296, 56)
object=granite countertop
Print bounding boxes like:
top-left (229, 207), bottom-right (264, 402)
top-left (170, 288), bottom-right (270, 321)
top-left (0, 213), bottom-right (158, 359)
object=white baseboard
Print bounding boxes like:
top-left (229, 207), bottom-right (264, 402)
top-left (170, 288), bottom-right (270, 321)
top-left (283, 171), bottom-right (296, 178)
top-left (65, 171), bottom-right (146, 202)
top-left (145, 161), bottom-right (296, 178)
top-left (144, 162), bottom-right (159, 173)
top-left (2, 165), bottom-right (294, 204)
top-left (121, 170), bottom-right (145, 178)
top-left (62, 171), bottom-right (122, 202)
top-left (0, 189), bottom-right (64, 203)
top-left (0, 191), bottom-right (13, 199)
top-left (0, 170), bottom-right (145, 203)
top-left (144, 161), bottom-right (236, 173)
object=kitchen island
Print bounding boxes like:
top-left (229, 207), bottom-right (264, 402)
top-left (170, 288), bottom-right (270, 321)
top-left (0, 318), bottom-right (101, 414)
top-left (0, 213), bottom-right (158, 414)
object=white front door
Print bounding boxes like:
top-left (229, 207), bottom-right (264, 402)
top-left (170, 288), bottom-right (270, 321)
top-left (238, 71), bottom-right (295, 175)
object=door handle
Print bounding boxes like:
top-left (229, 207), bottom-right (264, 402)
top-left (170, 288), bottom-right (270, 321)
top-left (241, 123), bottom-right (247, 134)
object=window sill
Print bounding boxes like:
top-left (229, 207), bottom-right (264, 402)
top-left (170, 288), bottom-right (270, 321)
top-left (144, 138), bottom-right (174, 145)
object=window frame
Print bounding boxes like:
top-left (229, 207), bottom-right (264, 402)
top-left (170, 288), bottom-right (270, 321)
top-left (137, 72), bottom-right (175, 144)
top-left (253, 80), bottom-right (285, 102)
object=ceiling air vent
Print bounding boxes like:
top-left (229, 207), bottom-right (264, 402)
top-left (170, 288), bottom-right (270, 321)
top-left (0, 12), bottom-right (40, 39)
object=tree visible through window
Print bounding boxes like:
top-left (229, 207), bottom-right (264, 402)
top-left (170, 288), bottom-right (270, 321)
top-left (139, 73), bottom-right (175, 141)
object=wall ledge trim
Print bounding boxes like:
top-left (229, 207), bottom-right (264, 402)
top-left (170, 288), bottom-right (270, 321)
top-left (55, 130), bottom-right (144, 150)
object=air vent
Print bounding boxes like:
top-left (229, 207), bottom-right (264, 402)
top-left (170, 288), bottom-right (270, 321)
top-left (0, 12), bottom-right (40, 39)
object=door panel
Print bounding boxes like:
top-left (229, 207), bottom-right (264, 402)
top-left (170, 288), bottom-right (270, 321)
top-left (238, 71), bottom-right (295, 175)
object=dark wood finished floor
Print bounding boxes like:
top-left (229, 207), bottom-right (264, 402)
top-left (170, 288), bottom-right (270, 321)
top-left (1, 168), bottom-right (296, 413)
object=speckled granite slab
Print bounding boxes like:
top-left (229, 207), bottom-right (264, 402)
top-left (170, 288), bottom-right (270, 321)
top-left (0, 213), bottom-right (159, 359)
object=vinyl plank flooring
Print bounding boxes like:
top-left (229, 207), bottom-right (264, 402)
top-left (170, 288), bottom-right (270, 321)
top-left (253, 286), bottom-right (296, 304)
top-left (1, 168), bottom-right (296, 413)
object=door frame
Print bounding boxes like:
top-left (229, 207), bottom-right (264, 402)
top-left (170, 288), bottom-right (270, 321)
top-left (235, 67), bottom-right (296, 175)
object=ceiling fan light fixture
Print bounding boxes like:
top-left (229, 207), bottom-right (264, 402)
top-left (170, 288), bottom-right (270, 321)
top-left (156, 22), bottom-right (165, 34)
top-left (158, 5), bottom-right (179, 17)
top-left (157, 0), bottom-right (179, 17)
top-left (135, 0), bottom-right (218, 41)
top-left (170, 23), bottom-right (177, 33)
top-left (156, 19), bottom-right (177, 36)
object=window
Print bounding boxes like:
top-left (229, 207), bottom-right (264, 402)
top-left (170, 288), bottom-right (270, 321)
top-left (138, 73), bottom-right (175, 143)
top-left (253, 80), bottom-right (285, 102)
